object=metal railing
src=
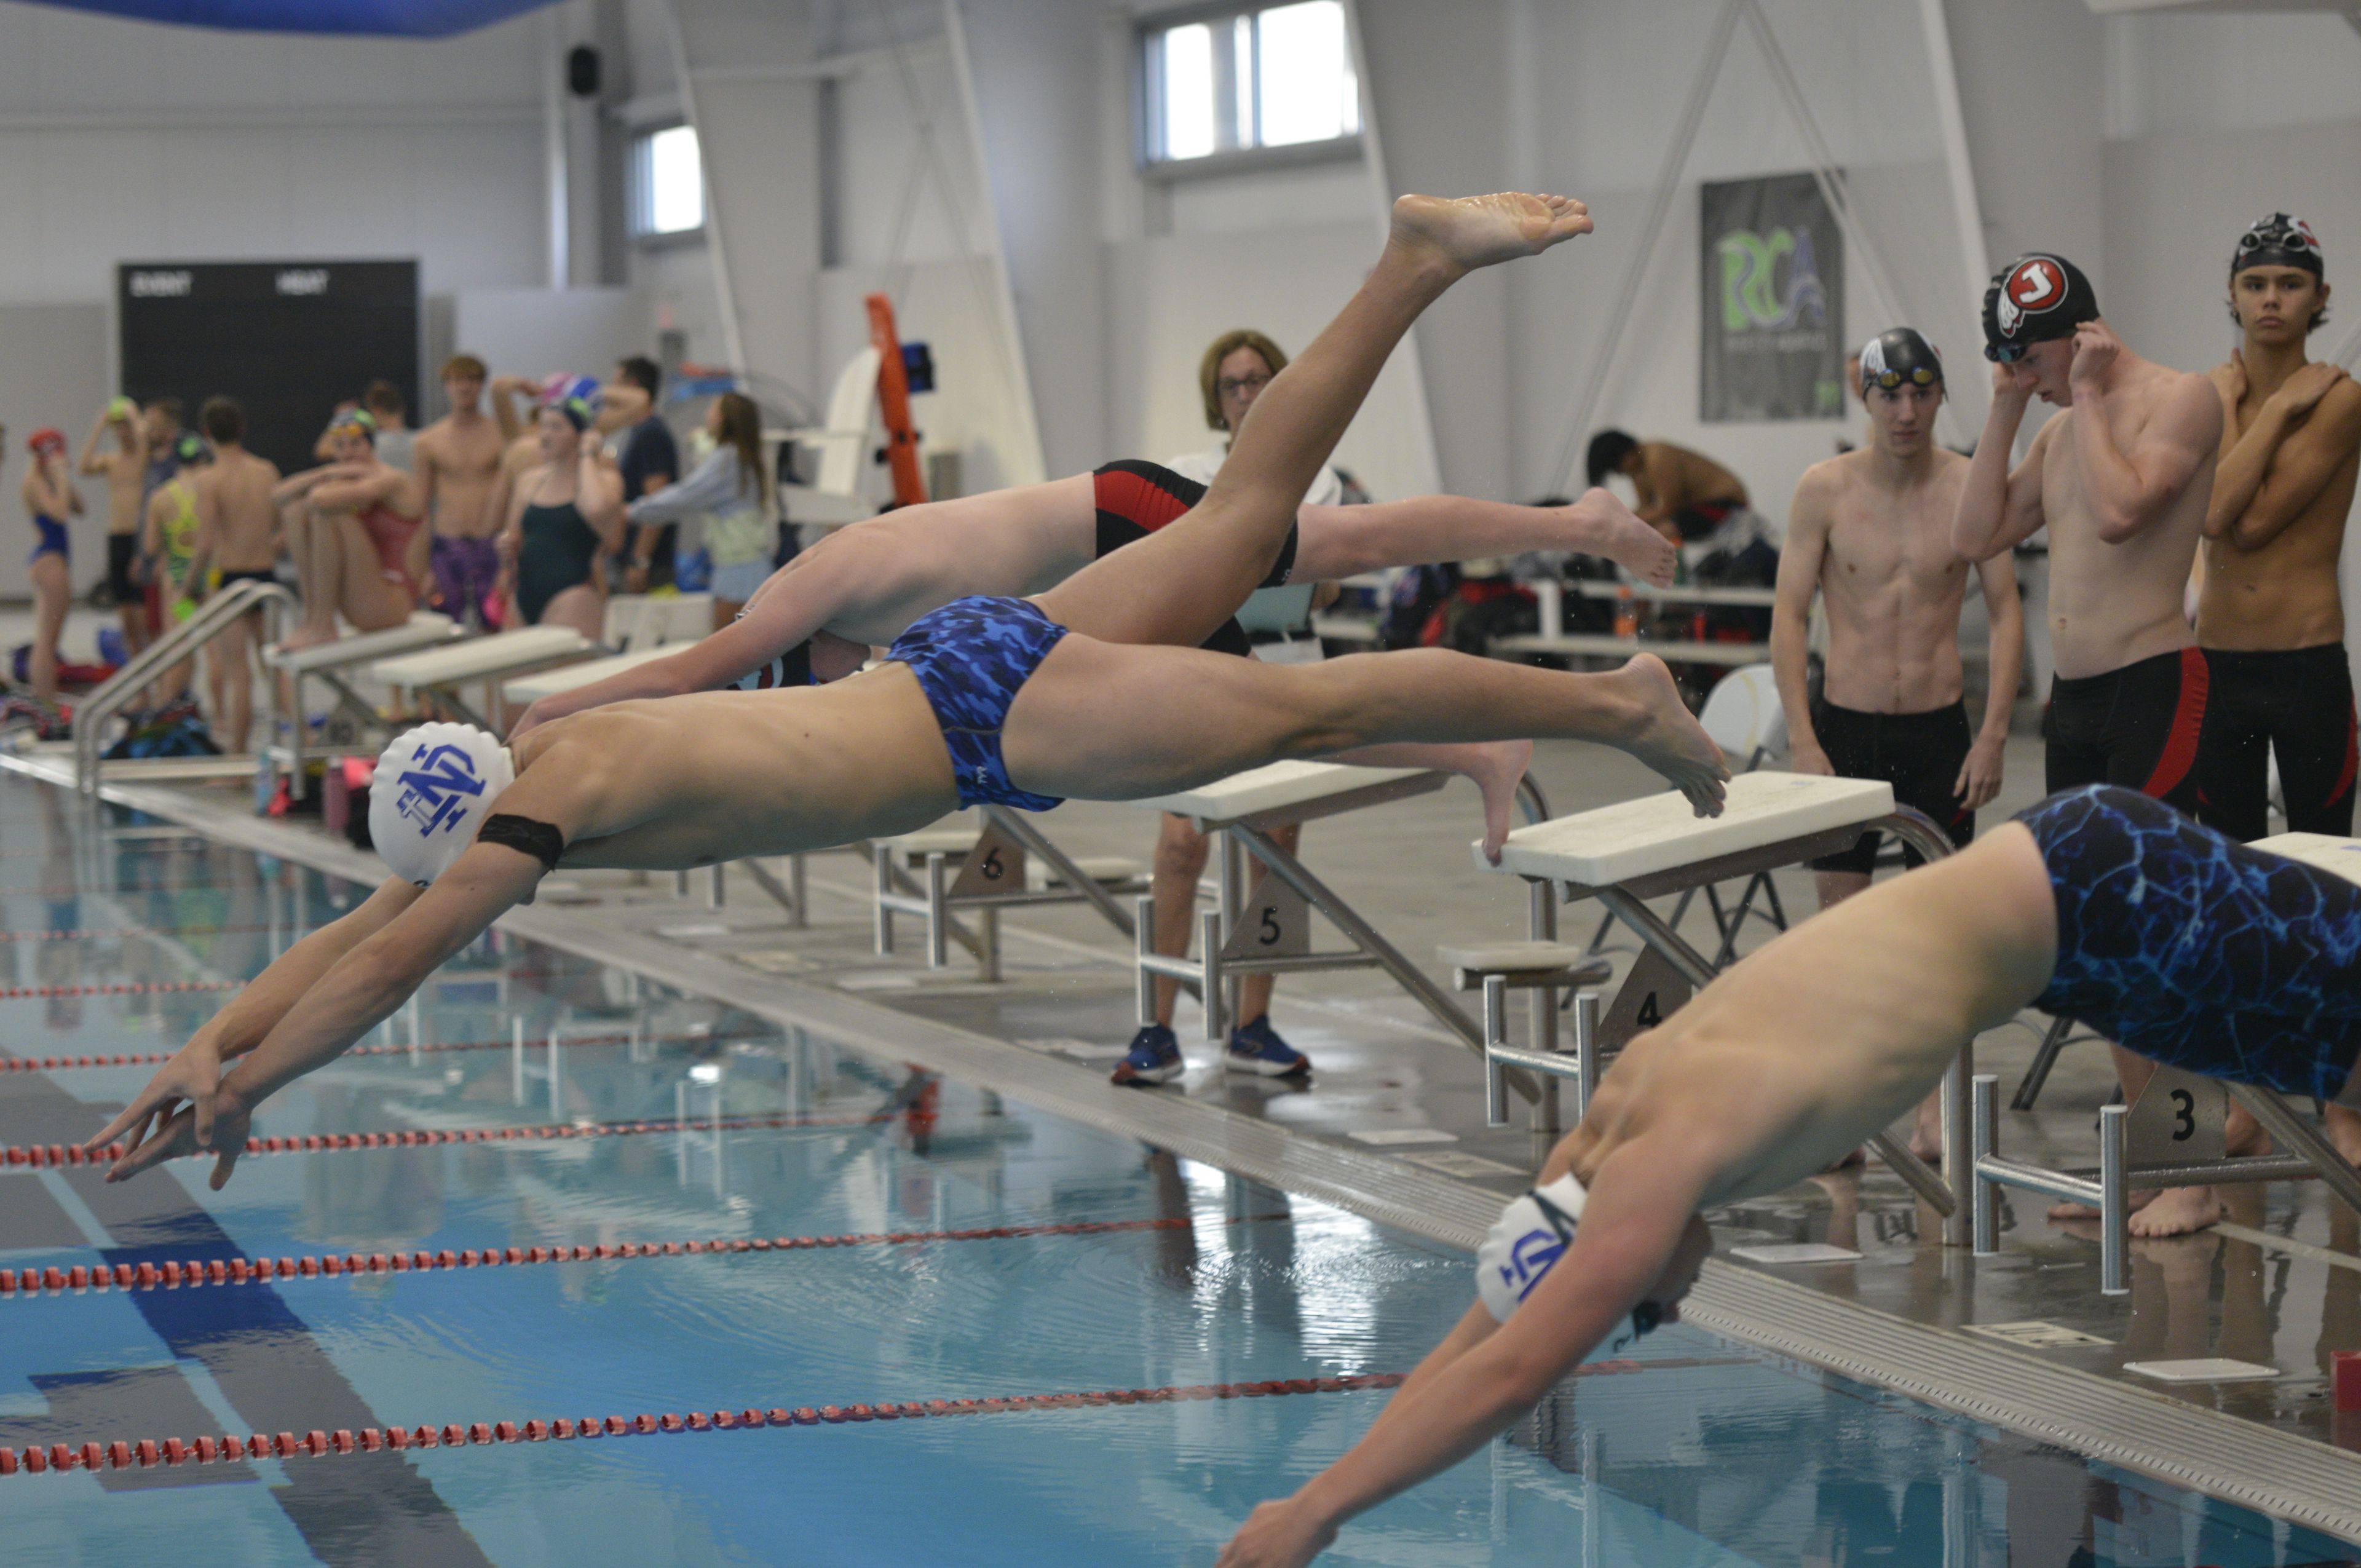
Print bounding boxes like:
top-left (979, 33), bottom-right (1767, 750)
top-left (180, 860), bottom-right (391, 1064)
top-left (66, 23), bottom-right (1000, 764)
top-left (73, 577), bottom-right (295, 798)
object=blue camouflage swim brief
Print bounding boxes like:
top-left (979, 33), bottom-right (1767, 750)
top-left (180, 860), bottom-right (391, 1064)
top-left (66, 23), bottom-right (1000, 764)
top-left (2018, 783), bottom-right (2361, 1099)
top-left (888, 595), bottom-right (1070, 812)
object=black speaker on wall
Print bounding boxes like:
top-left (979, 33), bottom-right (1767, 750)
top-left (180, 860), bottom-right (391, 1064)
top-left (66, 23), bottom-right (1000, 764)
top-left (568, 44), bottom-right (601, 98)
top-left (117, 260), bottom-right (419, 478)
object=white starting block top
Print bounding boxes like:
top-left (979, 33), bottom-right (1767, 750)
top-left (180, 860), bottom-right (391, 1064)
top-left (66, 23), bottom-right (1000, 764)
top-left (266, 613), bottom-right (460, 674)
top-left (366, 626), bottom-right (593, 688)
top-left (501, 646), bottom-right (678, 705)
top-left (2253, 832), bottom-right (2361, 889)
top-left (1485, 770), bottom-right (1894, 885)
top-left (1130, 760), bottom-right (1431, 823)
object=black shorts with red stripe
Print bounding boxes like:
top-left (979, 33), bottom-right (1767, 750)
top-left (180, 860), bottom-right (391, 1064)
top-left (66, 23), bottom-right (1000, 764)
top-left (2042, 646), bottom-right (2209, 814)
top-left (2196, 643), bottom-right (2359, 842)
top-left (1092, 459), bottom-right (1298, 659)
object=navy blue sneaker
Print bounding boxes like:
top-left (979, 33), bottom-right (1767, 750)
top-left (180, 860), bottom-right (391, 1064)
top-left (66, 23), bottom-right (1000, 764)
top-left (1111, 1024), bottom-right (1186, 1086)
top-left (1225, 1016), bottom-right (1310, 1077)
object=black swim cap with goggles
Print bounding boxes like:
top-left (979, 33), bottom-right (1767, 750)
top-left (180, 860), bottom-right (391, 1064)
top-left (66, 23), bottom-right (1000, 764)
top-left (1860, 328), bottom-right (1942, 395)
top-left (1982, 253), bottom-right (2099, 363)
top-left (2231, 213), bottom-right (2323, 279)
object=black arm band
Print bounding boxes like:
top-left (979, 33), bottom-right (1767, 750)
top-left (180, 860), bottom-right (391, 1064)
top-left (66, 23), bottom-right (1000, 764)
top-left (477, 813), bottom-right (566, 874)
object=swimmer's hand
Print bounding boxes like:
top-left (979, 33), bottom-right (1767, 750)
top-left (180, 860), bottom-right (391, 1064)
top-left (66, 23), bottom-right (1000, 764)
top-left (1955, 732), bottom-right (2006, 812)
top-left (2273, 361), bottom-right (2349, 420)
top-left (84, 1037), bottom-right (250, 1190)
top-left (1216, 1496), bottom-right (1337, 1568)
top-left (1789, 741), bottom-right (1833, 778)
top-left (2068, 321), bottom-right (2121, 395)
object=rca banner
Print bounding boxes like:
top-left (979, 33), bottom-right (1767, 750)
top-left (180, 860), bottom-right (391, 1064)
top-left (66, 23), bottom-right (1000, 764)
top-left (1700, 173), bottom-right (1844, 422)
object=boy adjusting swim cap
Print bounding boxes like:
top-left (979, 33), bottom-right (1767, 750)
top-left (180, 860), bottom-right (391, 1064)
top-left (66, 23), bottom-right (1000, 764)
top-left (370, 723), bottom-right (515, 888)
top-left (1859, 328), bottom-right (1942, 395)
top-left (1475, 1173), bottom-right (1659, 1358)
top-left (2232, 212), bottom-right (2323, 279)
top-left (1982, 253), bottom-right (2097, 362)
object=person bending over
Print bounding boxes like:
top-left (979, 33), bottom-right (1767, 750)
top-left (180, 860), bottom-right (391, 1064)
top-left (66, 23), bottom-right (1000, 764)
top-left (1216, 779), bottom-right (2361, 1566)
top-left (86, 191), bottom-right (1729, 1195)
top-left (497, 393), bottom-right (625, 640)
top-left (183, 398), bottom-right (283, 752)
top-left (1773, 328), bottom-right (2025, 1154)
top-left (19, 427), bottom-right (78, 710)
top-left (1952, 251), bottom-right (2232, 1238)
top-left (1585, 427), bottom-right (1749, 548)
top-left (78, 397), bottom-right (151, 660)
top-left (274, 411), bottom-right (427, 650)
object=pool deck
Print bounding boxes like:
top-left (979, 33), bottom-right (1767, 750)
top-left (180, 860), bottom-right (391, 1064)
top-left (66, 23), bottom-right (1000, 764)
top-left (12, 734), bottom-right (2361, 1542)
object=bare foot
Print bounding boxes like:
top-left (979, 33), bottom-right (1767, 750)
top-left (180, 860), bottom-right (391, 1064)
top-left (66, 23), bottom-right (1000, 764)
top-left (2225, 1101), bottom-right (2269, 1158)
top-left (1610, 654), bottom-right (1728, 816)
top-left (1388, 191), bottom-right (1592, 275)
top-left (2128, 1185), bottom-right (2223, 1238)
top-left (1458, 739), bottom-right (1533, 863)
top-left (1910, 1091), bottom-right (1943, 1163)
top-left (275, 625), bottom-right (338, 654)
top-left (1572, 488), bottom-right (1677, 587)
top-left (2049, 1189), bottom-right (2156, 1222)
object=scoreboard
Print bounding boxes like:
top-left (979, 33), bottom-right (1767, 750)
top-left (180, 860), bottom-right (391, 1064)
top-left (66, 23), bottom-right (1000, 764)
top-left (117, 259), bottom-right (419, 476)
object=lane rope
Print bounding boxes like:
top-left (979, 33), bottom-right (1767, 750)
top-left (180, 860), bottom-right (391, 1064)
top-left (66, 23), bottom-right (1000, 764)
top-left (0, 1213), bottom-right (1295, 1299)
top-left (1, 1026), bottom-right (773, 1075)
top-left (0, 1372), bottom-right (1418, 1476)
top-left (0, 1360), bottom-right (1760, 1476)
top-left (0, 922), bottom-right (301, 944)
top-left (3, 1106), bottom-right (902, 1172)
top-left (0, 980), bottom-right (243, 1000)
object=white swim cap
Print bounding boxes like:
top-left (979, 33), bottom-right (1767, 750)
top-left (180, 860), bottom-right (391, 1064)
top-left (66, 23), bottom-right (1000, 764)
top-left (370, 723), bottom-right (515, 888)
top-left (1474, 1173), bottom-right (1651, 1360)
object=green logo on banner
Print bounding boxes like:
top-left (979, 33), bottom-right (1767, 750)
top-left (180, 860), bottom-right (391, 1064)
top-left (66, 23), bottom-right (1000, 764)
top-left (1718, 226), bottom-right (1829, 333)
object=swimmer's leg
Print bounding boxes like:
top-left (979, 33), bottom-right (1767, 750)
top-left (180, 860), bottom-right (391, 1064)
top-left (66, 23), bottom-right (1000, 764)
top-left (28, 550), bottom-right (68, 705)
top-left (1006, 639), bottom-right (1724, 820)
top-left (1034, 194), bottom-right (1591, 650)
top-left (1292, 490), bottom-right (1677, 587)
top-left (1315, 740), bottom-right (1533, 861)
top-left (323, 511), bottom-right (413, 635)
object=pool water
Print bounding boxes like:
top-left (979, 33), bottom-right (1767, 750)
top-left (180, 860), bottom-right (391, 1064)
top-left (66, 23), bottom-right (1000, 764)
top-left (2, 776), bottom-right (2355, 1566)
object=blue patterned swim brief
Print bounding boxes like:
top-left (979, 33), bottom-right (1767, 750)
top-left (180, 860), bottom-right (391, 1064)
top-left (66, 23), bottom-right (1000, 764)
top-left (2017, 783), bottom-right (2361, 1099)
top-left (887, 595), bottom-right (1070, 812)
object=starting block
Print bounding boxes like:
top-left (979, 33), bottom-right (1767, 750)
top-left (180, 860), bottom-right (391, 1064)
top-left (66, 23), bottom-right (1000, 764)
top-left (367, 626), bottom-right (597, 732)
top-left (264, 613), bottom-right (463, 796)
top-left (872, 810), bottom-right (1152, 981)
top-left (1481, 771), bottom-right (1973, 1231)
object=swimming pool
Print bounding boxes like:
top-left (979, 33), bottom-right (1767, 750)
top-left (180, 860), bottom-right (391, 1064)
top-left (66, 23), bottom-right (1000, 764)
top-left (3, 774), bottom-right (2354, 1566)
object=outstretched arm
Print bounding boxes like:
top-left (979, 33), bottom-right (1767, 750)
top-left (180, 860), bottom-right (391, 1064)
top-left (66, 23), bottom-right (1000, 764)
top-left (1217, 1141), bottom-right (1710, 1568)
top-left (85, 877), bottom-right (422, 1175)
top-left (1952, 369), bottom-right (2047, 560)
top-left (309, 465), bottom-right (405, 513)
top-left (99, 847), bottom-right (547, 1190)
top-left (1290, 487), bottom-right (1677, 587)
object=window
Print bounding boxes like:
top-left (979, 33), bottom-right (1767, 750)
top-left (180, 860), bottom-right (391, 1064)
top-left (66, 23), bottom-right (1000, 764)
top-left (631, 124), bottom-right (705, 239)
top-left (1142, 1), bottom-right (1362, 168)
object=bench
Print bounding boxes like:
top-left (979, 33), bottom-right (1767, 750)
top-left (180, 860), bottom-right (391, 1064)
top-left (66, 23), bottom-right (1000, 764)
top-left (264, 613), bottom-right (464, 796)
top-left (1479, 770), bottom-right (1972, 1229)
top-left (367, 626), bottom-right (597, 732)
top-left (872, 811), bottom-right (1152, 981)
top-left (1971, 829), bottom-right (2361, 1296)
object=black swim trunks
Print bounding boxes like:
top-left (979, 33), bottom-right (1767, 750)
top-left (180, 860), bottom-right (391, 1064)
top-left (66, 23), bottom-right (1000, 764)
top-left (216, 567), bottom-right (276, 590)
top-left (2041, 647), bottom-right (2209, 814)
top-left (1806, 699), bottom-right (1975, 874)
top-left (2197, 643), bottom-right (2358, 842)
top-left (1093, 460), bottom-right (1298, 659)
top-left (2017, 783), bottom-right (2361, 1099)
top-left (106, 533), bottom-right (140, 602)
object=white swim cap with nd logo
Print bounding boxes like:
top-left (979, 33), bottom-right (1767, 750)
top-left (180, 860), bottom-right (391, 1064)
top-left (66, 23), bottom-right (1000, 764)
top-left (370, 723), bottom-right (515, 887)
top-left (1475, 1172), bottom-right (1653, 1360)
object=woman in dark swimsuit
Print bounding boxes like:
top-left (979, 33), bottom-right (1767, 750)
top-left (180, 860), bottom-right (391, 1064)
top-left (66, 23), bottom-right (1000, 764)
top-left (498, 395), bottom-right (623, 639)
